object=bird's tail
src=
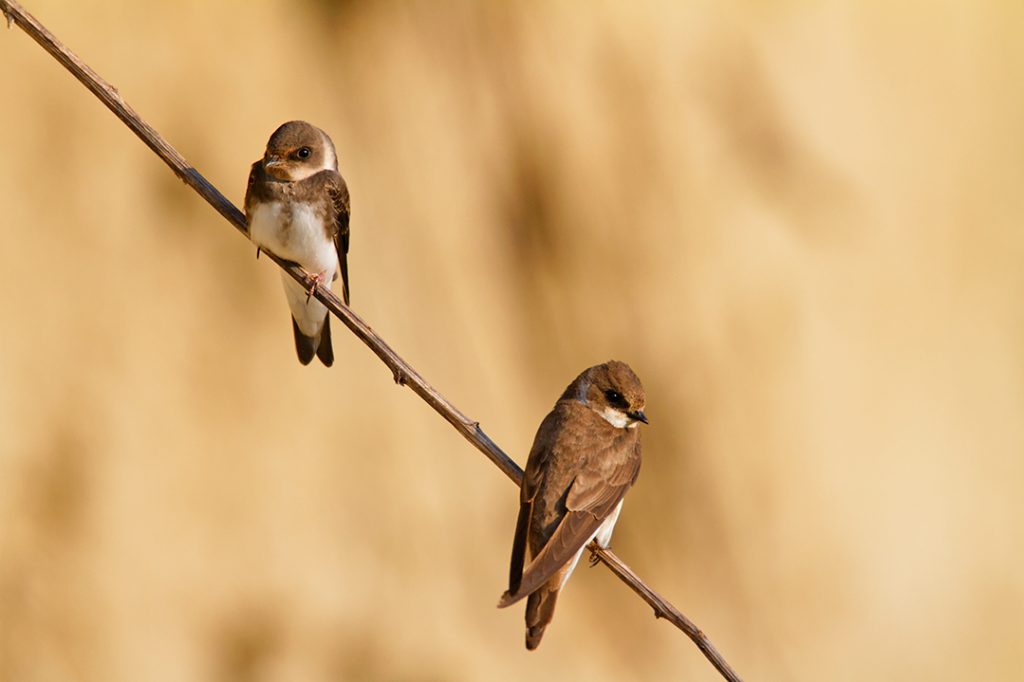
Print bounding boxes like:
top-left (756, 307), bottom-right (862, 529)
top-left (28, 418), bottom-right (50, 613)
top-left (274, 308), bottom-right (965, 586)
top-left (292, 316), bottom-right (317, 365)
top-left (524, 586), bottom-right (560, 650)
top-left (291, 314), bottom-right (334, 367)
top-left (315, 315), bottom-right (334, 367)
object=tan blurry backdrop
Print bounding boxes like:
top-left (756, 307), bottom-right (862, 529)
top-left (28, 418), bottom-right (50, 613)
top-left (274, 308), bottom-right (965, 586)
top-left (1, 1), bottom-right (1023, 680)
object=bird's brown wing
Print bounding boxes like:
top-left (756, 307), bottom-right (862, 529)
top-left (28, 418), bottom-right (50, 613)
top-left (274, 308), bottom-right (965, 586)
top-left (327, 172), bottom-right (351, 305)
top-left (564, 436), bottom-right (642, 517)
top-left (243, 160), bottom-right (264, 231)
top-left (506, 408), bottom-right (560, 596)
top-left (499, 409), bottom-right (641, 607)
top-left (498, 511), bottom-right (604, 607)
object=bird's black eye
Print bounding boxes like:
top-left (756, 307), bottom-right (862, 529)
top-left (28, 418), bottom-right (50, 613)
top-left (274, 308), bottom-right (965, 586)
top-left (295, 147), bottom-right (312, 160)
top-left (604, 389), bottom-right (628, 409)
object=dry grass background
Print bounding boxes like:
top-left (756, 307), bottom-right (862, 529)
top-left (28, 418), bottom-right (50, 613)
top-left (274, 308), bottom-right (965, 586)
top-left (1, 1), bottom-right (1023, 680)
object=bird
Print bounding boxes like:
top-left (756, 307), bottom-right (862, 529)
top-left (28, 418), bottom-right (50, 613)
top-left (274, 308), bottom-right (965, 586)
top-left (245, 120), bottom-right (350, 366)
top-left (499, 360), bottom-right (648, 650)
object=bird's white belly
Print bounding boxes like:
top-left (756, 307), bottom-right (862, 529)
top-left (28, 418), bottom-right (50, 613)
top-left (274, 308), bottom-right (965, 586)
top-left (250, 200), bottom-right (338, 336)
top-left (249, 200), bottom-right (338, 277)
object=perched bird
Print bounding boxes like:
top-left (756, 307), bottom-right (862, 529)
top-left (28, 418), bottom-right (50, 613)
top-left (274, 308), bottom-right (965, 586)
top-left (499, 360), bottom-right (648, 650)
top-left (245, 120), bottom-right (351, 366)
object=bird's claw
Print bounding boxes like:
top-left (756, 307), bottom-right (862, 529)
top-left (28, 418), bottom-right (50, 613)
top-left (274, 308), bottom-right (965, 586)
top-left (588, 550), bottom-right (601, 568)
top-left (392, 367), bottom-right (408, 386)
top-left (305, 271), bottom-right (327, 303)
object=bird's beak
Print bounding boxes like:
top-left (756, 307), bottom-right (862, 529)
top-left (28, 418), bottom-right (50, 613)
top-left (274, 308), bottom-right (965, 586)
top-left (263, 156), bottom-right (292, 180)
top-left (628, 410), bottom-right (649, 425)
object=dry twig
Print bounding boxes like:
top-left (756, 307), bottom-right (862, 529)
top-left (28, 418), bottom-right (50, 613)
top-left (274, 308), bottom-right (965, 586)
top-left (0, 2), bottom-right (744, 680)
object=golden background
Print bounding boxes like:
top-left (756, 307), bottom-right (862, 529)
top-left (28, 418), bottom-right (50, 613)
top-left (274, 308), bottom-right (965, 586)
top-left (1, 1), bottom-right (1022, 680)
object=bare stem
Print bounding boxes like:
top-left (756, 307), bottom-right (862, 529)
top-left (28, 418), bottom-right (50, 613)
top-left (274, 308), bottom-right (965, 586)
top-left (0, 2), bottom-right (743, 680)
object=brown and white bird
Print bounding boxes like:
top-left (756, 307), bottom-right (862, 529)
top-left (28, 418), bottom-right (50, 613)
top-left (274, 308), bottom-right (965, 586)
top-left (245, 120), bottom-right (350, 366)
top-left (499, 360), bottom-right (648, 650)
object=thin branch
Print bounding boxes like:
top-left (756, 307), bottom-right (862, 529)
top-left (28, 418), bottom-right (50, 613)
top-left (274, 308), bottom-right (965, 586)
top-left (0, 2), bottom-right (743, 680)
top-left (592, 548), bottom-right (744, 682)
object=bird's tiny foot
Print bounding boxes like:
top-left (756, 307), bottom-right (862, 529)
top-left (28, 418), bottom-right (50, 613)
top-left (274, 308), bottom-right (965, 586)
top-left (392, 367), bottom-right (408, 386)
top-left (256, 246), bottom-right (262, 260)
top-left (305, 271), bottom-right (327, 303)
top-left (588, 549), bottom-right (601, 567)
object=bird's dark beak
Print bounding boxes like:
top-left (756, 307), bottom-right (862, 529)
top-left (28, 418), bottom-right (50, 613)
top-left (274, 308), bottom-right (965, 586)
top-left (628, 410), bottom-right (649, 425)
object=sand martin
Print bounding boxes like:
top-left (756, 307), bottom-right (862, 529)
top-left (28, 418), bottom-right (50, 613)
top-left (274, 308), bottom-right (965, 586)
top-left (499, 360), bottom-right (648, 650)
top-left (245, 120), bottom-right (350, 366)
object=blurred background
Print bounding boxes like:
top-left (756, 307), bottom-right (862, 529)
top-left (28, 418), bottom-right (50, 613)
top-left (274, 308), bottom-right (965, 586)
top-left (1, 1), bottom-right (1023, 680)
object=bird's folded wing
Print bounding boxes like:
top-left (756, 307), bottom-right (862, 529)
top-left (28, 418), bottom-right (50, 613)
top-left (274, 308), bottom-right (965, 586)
top-left (328, 174), bottom-right (351, 305)
top-left (242, 160), bottom-right (263, 230)
top-left (565, 439), bottom-right (641, 518)
top-left (499, 437), bottom-right (641, 607)
top-left (503, 407), bottom-right (562, 598)
top-left (498, 509), bottom-right (603, 607)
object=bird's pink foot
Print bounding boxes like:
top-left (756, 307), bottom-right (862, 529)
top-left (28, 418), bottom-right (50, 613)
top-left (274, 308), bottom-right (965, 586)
top-left (305, 270), bottom-right (327, 303)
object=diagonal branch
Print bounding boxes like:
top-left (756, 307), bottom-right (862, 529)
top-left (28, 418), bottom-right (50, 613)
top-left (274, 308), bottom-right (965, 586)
top-left (0, 2), bottom-right (743, 681)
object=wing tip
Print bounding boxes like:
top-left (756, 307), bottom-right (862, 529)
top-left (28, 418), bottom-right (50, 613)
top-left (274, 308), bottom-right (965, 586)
top-left (497, 590), bottom-right (522, 609)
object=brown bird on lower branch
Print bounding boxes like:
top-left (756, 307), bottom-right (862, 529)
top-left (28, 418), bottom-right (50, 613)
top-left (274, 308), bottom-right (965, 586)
top-left (499, 360), bottom-right (648, 650)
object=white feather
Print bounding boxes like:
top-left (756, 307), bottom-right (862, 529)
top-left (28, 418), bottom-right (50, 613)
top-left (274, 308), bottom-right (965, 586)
top-left (320, 130), bottom-right (338, 173)
top-left (594, 499), bottom-right (623, 548)
top-left (599, 406), bottom-right (630, 428)
top-left (250, 200), bottom-right (338, 337)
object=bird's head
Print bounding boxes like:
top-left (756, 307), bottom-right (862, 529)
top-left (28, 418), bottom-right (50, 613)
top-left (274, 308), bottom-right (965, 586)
top-left (261, 120), bottom-right (337, 182)
top-left (582, 360), bottom-right (648, 429)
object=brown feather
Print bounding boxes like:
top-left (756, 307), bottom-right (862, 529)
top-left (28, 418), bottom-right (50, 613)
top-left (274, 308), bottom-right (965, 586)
top-left (315, 315), bottom-right (334, 367)
top-left (291, 317), bottom-right (316, 366)
top-left (507, 501), bottom-right (531, 596)
top-left (500, 510), bottom-right (603, 606)
top-left (524, 578), bottom-right (562, 650)
top-left (330, 179), bottom-right (351, 305)
top-left (244, 159), bottom-right (283, 215)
